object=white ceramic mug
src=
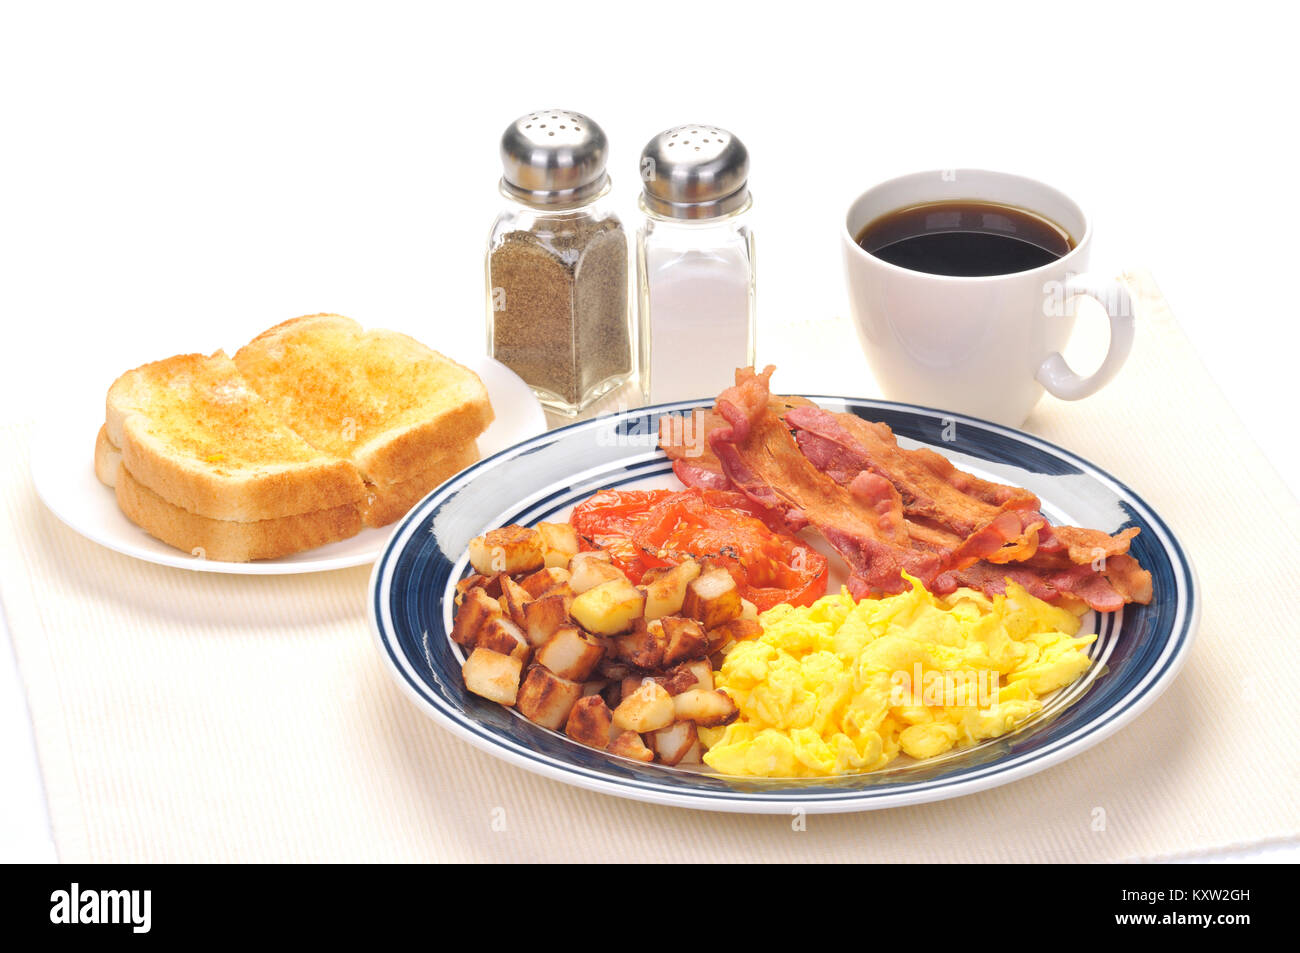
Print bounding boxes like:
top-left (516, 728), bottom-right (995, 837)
top-left (842, 169), bottom-right (1134, 427)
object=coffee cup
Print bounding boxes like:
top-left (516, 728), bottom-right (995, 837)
top-left (842, 169), bottom-right (1133, 427)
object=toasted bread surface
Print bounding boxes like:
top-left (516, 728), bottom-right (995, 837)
top-left (115, 465), bottom-right (363, 562)
top-left (233, 315), bottom-right (494, 486)
top-left (106, 351), bottom-right (367, 521)
top-left (361, 440), bottom-right (479, 528)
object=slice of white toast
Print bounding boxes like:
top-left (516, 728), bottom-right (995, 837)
top-left (105, 351), bottom-right (368, 522)
top-left (233, 314), bottom-right (494, 488)
top-left (94, 424), bottom-right (123, 488)
top-left (360, 440), bottom-right (479, 528)
top-left (114, 466), bottom-right (363, 562)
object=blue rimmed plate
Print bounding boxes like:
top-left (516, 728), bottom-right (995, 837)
top-left (368, 398), bottom-right (1198, 813)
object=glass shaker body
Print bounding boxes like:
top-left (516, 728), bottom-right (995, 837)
top-left (486, 192), bottom-right (632, 416)
top-left (636, 202), bottom-right (755, 405)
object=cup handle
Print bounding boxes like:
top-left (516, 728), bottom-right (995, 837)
top-left (1036, 273), bottom-right (1135, 400)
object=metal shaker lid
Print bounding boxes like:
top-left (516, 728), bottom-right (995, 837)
top-left (639, 124), bottom-right (750, 220)
top-left (499, 109), bottom-right (610, 207)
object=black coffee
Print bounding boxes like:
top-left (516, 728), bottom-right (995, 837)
top-left (855, 200), bottom-right (1074, 277)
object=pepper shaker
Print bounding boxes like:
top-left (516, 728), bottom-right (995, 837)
top-left (486, 109), bottom-right (633, 417)
top-left (636, 124), bottom-right (755, 404)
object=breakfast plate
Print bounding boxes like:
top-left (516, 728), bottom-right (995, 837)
top-left (370, 396), bottom-right (1198, 813)
top-left (31, 355), bottom-right (548, 574)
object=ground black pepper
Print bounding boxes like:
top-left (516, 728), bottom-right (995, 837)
top-left (489, 212), bottom-right (631, 410)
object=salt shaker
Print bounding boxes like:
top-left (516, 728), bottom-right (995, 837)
top-left (636, 124), bottom-right (755, 404)
top-left (486, 109), bottom-right (633, 416)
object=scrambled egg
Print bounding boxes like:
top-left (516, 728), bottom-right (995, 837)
top-left (700, 575), bottom-right (1097, 777)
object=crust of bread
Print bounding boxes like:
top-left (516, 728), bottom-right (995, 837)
top-left (233, 314), bottom-right (495, 487)
top-left (94, 425), bottom-right (123, 488)
top-left (350, 404), bottom-right (491, 488)
top-left (361, 440), bottom-right (479, 528)
top-left (106, 351), bottom-right (367, 522)
top-left (115, 465), bottom-right (363, 562)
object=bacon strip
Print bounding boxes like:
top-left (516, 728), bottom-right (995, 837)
top-left (708, 367), bottom-right (941, 594)
top-left (1024, 526), bottom-right (1141, 569)
top-left (655, 368), bottom-right (1152, 611)
top-left (787, 408), bottom-right (1048, 569)
top-left (660, 409), bottom-right (725, 475)
top-left (660, 395), bottom-right (816, 481)
top-left (951, 561), bottom-right (1125, 612)
top-left (1099, 553), bottom-right (1154, 605)
top-left (785, 405), bottom-right (1039, 535)
top-left (783, 403), bottom-right (1152, 608)
top-left (670, 459), bottom-right (731, 491)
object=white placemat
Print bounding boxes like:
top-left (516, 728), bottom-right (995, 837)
top-left (2, 272), bottom-right (1297, 861)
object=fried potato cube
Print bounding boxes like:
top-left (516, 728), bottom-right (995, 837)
top-left (519, 566), bottom-right (571, 599)
top-left (538, 522), bottom-right (581, 569)
top-left (612, 679), bottom-right (676, 734)
top-left (564, 694), bottom-right (613, 750)
top-left (740, 598), bottom-right (759, 622)
top-left (649, 720), bottom-right (699, 766)
top-left (597, 658), bottom-right (631, 680)
top-left (639, 566), bottom-right (671, 585)
top-left (684, 659), bottom-right (714, 692)
top-left (661, 616), bottom-right (709, 665)
top-left (474, 615), bottom-right (531, 663)
top-left (455, 573), bottom-right (489, 606)
top-left (662, 667), bottom-right (696, 696)
top-left (570, 579), bottom-right (645, 636)
top-left (620, 674), bottom-right (663, 699)
top-left (466, 536), bottom-right (497, 576)
top-left (612, 620), bottom-right (666, 670)
top-left (499, 574), bottom-right (532, 627)
top-left (662, 659), bottom-right (713, 695)
top-left (468, 525), bottom-right (546, 576)
top-left (451, 586), bottom-right (503, 648)
top-left (537, 581), bottom-right (575, 603)
top-left (462, 648), bottom-right (523, 706)
top-left (535, 625), bottom-right (606, 682)
top-left (456, 572), bottom-right (489, 594)
top-left (681, 566), bottom-right (743, 630)
top-left (677, 740), bottom-right (702, 765)
top-left (569, 551), bottom-right (628, 594)
top-left (608, 730), bottom-right (655, 763)
top-left (672, 688), bottom-right (739, 727)
top-left (516, 665), bottom-right (584, 730)
top-left (643, 558), bottom-right (701, 620)
top-left (522, 593), bottom-right (571, 647)
top-left (706, 617), bottom-right (762, 652)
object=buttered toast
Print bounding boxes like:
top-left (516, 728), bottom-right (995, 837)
top-left (114, 466), bottom-right (364, 562)
top-left (233, 314), bottom-right (494, 488)
top-left (96, 319), bottom-right (495, 561)
top-left (359, 440), bottom-right (480, 528)
top-left (105, 352), bottom-right (367, 522)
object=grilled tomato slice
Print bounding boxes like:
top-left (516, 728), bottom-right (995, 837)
top-left (569, 488), bottom-right (827, 610)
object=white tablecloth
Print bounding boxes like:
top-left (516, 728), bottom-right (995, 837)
top-left (2, 272), bottom-right (1297, 862)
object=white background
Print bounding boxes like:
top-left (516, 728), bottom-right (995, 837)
top-left (2, 1), bottom-right (1296, 862)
